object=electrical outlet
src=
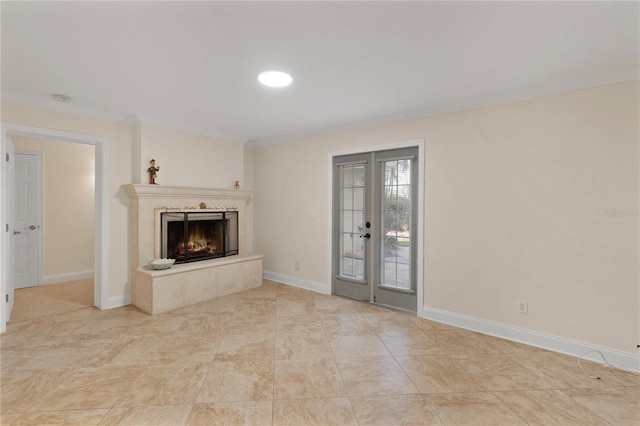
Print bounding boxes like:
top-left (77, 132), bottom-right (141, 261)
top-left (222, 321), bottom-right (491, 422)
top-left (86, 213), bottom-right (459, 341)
top-left (517, 300), bottom-right (528, 314)
top-left (294, 261), bottom-right (300, 271)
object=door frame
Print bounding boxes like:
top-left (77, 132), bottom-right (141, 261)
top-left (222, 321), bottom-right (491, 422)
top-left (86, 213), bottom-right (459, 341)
top-left (328, 139), bottom-right (425, 317)
top-left (0, 123), bottom-right (109, 332)
top-left (14, 150), bottom-right (44, 288)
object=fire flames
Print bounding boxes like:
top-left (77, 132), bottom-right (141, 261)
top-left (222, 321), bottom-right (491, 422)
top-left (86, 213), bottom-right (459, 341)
top-left (171, 224), bottom-right (221, 259)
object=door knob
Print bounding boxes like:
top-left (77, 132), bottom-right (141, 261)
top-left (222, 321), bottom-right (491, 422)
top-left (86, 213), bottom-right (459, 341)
top-left (28, 225), bottom-right (37, 230)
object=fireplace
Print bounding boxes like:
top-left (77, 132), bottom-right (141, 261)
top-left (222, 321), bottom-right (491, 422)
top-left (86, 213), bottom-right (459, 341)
top-left (124, 184), bottom-right (263, 315)
top-left (161, 210), bottom-right (238, 263)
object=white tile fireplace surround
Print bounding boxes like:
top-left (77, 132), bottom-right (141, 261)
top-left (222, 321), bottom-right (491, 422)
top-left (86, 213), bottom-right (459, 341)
top-left (124, 184), bottom-right (263, 315)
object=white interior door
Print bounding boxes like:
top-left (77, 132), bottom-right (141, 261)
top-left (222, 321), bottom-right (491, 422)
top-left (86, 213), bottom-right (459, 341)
top-left (14, 151), bottom-right (42, 289)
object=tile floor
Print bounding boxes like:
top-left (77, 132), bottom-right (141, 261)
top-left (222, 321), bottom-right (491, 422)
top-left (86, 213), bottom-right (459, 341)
top-left (1, 280), bottom-right (638, 425)
top-left (8, 279), bottom-right (93, 324)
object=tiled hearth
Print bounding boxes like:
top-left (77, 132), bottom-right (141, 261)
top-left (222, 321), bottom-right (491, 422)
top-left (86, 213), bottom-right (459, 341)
top-left (134, 254), bottom-right (263, 315)
top-left (124, 184), bottom-right (263, 314)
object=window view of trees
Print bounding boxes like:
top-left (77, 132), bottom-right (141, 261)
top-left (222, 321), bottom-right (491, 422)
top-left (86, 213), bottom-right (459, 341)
top-left (340, 163), bottom-right (366, 280)
top-left (382, 159), bottom-right (412, 289)
top-left (337, 157), bottom-right (413, 290)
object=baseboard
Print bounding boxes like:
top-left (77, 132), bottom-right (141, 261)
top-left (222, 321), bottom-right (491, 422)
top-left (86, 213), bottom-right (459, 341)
top-left (41, 270), bottom-right (94, 286)
top-left (262, 270), bottom-right (330, 295)
top-left (423, 306), bottom-right (639, 374)
top-left (107, 294), bottom-right (131, 309)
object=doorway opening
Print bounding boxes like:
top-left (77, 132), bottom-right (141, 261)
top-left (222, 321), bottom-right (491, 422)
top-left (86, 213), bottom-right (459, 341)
top-left (1, 123), bottom-right (108, 332)
top-left (13, 140), bottom-right (96, 291)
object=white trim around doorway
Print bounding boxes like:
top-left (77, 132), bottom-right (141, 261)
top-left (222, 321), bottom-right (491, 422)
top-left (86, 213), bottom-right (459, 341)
top-left (0, 123), bottom-right (109, 332)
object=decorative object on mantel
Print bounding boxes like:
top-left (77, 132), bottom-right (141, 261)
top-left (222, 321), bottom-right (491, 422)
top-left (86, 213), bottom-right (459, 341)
top-left (148, 159), bottom-right (160, 185)
top-left (199, 202), bottom-right (207, 209)
top-left (234, 180), bottom-right (240, 190)
top-left (147, 257), bottom-right (175, 270)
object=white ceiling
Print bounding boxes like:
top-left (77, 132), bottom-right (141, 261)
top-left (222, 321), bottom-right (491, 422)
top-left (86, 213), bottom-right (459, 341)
top-left (2, 1), bottom-right (638, 146)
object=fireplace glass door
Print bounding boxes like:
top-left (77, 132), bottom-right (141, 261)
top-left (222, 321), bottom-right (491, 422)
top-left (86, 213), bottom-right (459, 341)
top-left (161, 211), bottom-right (238, 263)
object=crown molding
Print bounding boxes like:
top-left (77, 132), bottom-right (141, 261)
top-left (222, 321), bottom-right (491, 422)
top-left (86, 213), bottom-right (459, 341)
top-left (247, 78), bottom-right (639, 148)
top-left (1, 91), bottom-right (135, 124)
top-left (1, 92), bottom-right (249, 144)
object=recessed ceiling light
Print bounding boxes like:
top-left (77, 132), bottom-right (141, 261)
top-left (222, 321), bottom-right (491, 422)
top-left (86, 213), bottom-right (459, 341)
top-left (52, 93), bottom-right (72, 103)
top-left (258, 71), bottom-right (292, 88)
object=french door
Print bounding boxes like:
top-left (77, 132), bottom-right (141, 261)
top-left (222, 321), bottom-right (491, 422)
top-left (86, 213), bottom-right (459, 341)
top-left (332, 147), bottom-right (418, 312)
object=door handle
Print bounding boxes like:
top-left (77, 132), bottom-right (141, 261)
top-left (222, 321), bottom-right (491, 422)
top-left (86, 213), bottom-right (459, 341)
top-left (360, 233), bottom-right (371, 239)
top-left (13, 230), bottom-right (21, 235)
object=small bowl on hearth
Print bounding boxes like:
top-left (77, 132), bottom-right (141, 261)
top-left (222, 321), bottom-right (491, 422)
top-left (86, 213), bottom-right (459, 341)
top-left (148, 258), bottom-right (176, 270)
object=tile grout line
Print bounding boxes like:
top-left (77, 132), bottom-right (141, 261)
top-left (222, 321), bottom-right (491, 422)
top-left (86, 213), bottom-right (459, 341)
top-left (323, 298), bottom-right (362, 426)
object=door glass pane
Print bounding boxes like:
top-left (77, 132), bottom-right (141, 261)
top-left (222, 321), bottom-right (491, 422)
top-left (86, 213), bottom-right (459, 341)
top-left (380, 159), bottom-right (412, 290)
top-left (339, 163), bottom-right (366, 280)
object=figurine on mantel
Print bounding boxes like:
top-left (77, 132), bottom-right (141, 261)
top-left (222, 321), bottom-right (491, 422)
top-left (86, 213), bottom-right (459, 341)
top-left (148, 159), bottom-right (160, 185)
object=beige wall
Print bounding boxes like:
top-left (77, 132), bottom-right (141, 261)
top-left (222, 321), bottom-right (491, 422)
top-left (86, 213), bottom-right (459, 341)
top-left (136, 125), bottom-right (244, 189)
top-left (253, 81), bottom-right (639, 354)
top-left (12, 137), bottom-right (95, 277)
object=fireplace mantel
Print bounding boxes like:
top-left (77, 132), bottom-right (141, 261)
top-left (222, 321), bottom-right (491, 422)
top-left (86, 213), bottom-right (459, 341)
top-left (123, 184), bottom-right (262, 314)
top-left (124, 184), bottom-right (253, 202)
